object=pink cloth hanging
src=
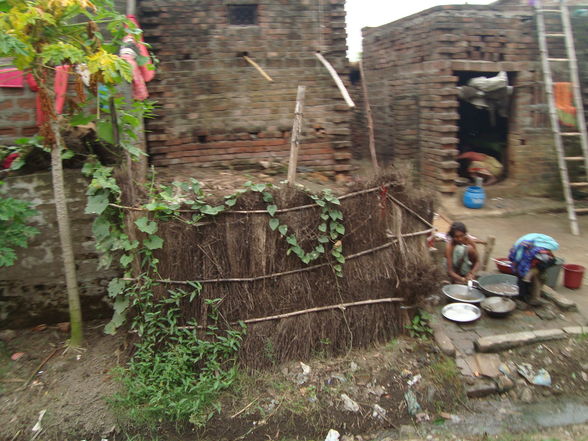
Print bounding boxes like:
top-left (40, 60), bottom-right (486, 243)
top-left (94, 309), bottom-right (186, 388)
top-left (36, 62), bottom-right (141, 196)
top-left (0, 68), bottom-right (24, 88)
top-left (26, 65), bottom-right (70, 125)
top-left (126, 14), bottom-right (155, 82)
top-left (121, 51), bottom-right (149, 101)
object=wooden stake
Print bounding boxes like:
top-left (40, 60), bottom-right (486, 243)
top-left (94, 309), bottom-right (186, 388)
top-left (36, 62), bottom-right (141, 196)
top-left (359, 60), bottom-right (378, 171)
top-left (315, 52), bottom-right (355, 108)
top-left (243, 56), bottom-right (273, 82)
top-left (481, 235), bottom-right (495, 271)
top-left (287, 85), bottom-right (306, 185)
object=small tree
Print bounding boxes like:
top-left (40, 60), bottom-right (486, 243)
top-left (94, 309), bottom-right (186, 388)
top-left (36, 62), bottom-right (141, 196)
top-left (0, 0), bottom-right (132, 346)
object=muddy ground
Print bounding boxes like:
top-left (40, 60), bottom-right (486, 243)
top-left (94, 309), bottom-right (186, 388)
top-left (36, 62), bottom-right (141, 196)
top-left (1, 320), bottom-right (587, 441)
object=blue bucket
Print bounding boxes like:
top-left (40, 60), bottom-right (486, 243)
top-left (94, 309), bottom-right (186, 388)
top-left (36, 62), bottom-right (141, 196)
top-left (463, 186), bottom-right (485, 209)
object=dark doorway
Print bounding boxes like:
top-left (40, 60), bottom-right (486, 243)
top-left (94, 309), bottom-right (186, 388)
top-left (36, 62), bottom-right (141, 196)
top-left (454, 71), bottom-right (515, 184)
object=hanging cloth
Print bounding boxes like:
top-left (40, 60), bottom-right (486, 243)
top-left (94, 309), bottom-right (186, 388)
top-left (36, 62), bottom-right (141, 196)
top-left (26, 65), bottom-right (70, 126)
top-left (554, 82), bottom-right (577, 127)
top-left (0, 68), bottom-right (24, 88)
top-left (126, 15), bottom-right (155, 82)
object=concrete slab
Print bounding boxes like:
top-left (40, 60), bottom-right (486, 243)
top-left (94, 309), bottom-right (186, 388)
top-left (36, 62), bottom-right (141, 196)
top-left (562, 325), bottom-right (588, 335)
top-left (542, 286), bottom-right (578, 311)
top-left (532, 328), bottom-right (567, 341)
top-left (475, 331), bottom-right (536, 352)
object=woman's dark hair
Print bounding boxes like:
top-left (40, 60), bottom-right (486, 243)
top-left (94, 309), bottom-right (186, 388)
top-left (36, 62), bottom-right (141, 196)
top-left (448, 221), bottom-right (467, 238)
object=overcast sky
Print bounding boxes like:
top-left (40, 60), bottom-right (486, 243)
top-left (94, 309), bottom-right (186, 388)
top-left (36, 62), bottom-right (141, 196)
top-left (345, 0), bottom-right (495, 60)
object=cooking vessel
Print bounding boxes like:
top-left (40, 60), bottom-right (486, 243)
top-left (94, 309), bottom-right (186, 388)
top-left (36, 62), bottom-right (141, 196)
top-left (442, 303), bottom-right (481, 323)
top-left (480, 296), bottom-right (516, 318)
top-left (493, 258), bottom-right (514, 275)
top-left (475, 274), bottom-right (519, 297)
top-left (442, 284), bottom-right (486, 303)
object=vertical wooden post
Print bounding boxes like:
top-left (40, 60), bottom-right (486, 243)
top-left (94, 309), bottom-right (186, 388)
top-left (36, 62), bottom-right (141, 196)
top-left (287, 85), bottom-right (306, 186)
top-left (481, 235), bottom-right (495, 271)
top-left (359, 60), bottom-right (378, 172)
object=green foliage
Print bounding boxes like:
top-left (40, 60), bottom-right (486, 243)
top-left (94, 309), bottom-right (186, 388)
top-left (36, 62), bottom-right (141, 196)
top-left (0, 193), bottom-right (38, 267)
top-left (405, 310), bottom-right (433, 340)
top-left (110, 282), bottom-right (244, 426)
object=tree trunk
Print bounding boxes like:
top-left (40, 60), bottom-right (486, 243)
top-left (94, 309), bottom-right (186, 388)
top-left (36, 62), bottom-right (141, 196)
top-left (50, 121), bottom-right (84, 346)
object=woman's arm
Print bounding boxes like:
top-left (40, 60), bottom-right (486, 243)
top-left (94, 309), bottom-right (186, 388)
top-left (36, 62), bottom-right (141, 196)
top-left (445, 242), bottom-right (466, 283)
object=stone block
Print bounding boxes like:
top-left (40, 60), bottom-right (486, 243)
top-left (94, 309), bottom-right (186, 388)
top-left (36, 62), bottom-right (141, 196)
top-left (475, 331), bottom-right (536, 352)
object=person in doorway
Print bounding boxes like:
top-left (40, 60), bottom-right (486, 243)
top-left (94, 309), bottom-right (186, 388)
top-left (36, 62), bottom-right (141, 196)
top-left (445, 221), bottom-right (480, 284)
top-left (508, 233), bottom-right (559, 306)
top-left (456, 151), bottom-right (503, 185)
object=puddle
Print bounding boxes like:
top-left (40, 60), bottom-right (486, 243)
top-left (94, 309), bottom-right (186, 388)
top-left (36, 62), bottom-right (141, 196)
top-left (428, 397), bottom-right (588, 437)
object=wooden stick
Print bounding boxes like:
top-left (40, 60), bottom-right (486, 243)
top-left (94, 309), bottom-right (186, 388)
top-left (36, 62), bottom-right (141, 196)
top-left (109, 182), bottom-right (396, 214)
top-left (359, 60), bottom-right (378, 171)
top-left (122, 227), bottom-right (433, 286)
top-left (243, 56), bottom-right (273, 82)
top-left (22, 348), bottom-right (60, 389)
top-left (386, 194), bottom-right (433, 228)
top-left (230, 397), bottom-right (260, 418)
top-left (481, 235), bottom-right (495, 271)
top-left (179, 297), bottom-right (404, 328)
top-left (315, 52), bottom-right (355, 108)
top-left (287, 85), bottom-right (306, 185)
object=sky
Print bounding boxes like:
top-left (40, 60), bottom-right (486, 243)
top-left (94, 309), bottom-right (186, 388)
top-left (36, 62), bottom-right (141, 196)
top-left (345, 0), bottom-right (495, 60)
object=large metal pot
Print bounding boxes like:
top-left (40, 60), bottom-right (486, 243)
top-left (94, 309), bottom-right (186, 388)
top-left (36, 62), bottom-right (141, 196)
top-left (480, 296), bottom-right (516, 318)
top-left (475, 274), bottom-right (519, 297)
top-left (442, 284), bottom-right (486, 303)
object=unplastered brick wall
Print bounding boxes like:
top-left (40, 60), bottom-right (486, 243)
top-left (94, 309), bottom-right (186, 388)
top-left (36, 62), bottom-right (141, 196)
top-left (362, 1), bottom-right (588, 194)
top-left (139, 0), bottom-right (352, 175)
top-left (0, 82), bottom-right (37, 143)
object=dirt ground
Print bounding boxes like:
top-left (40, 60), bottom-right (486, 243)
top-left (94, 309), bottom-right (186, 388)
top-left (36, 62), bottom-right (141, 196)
top-left (1, 319), bottom-right (587, 441)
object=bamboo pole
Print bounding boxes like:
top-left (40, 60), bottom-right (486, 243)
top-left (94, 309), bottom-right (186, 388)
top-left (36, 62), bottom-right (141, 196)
top-left (179, 297), bottom-right (405, 328)
top-left (315, 52), bottom-right (355, 108)
top-left (287, 85), bottom-right (306, 185)
top-left (243, 55), bottom-right (273, 82)
top-left (359, 60), bottom-right (378, 171)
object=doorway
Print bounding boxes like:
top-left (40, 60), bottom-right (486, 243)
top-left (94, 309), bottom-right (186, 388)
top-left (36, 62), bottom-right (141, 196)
top-left (454, 71), bottom-right (515, 185)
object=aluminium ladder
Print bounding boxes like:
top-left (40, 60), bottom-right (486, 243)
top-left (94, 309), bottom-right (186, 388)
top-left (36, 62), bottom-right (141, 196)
top-left (535, 0), bottom-right (588, 235)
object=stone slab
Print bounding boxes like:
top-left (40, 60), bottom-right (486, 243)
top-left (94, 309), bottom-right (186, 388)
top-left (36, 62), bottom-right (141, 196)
top-left (532, 328), bottom-right (566, 342)
top-left (542, 286), bottom-right (577, 311)
top-left (466, 378), bottom-right (498, 398)
top-left (563, 326), bottom-right (588, 335)
top-left (433, 328), bottom-right (456, 356)
top-left (475, 331), bottom-right (536, 352)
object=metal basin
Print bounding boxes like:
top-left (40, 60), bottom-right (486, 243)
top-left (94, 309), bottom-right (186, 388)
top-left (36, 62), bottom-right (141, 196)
top-left (442, 284), bottom-right (486, 303)
top-left (442, 303), bottom-right (481, 323)
top-left (477, 274), bottom-right (519, 297)
top-left (481, 296), bottom-right (516, 318)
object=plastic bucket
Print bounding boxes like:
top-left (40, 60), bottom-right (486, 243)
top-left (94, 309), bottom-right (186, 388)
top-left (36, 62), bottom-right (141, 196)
top-left (563, 264), bottom-right (585, 289)
top-left (463, 186), bottom-right (485, 209)
top-left (545, 257), bottom-right (564, 288)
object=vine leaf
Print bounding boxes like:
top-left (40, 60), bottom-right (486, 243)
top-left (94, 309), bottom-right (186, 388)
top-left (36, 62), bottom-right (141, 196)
top-left (113, 296), bottom-right (129, 314)
top-left (104, 309), bottom-right (126, 335)
top-left (335, 224), bottom-right (345, 235)
top-left (267, 204), bottom-right (277, 217)
top-left (120, 254), bottom-right (133, 267)
top-left (85, 192), bottom-right (109, 214)
top-left (278, 224), bottom-right (288, 235)
top-left (143, 235), bottom-right (164, 250)
top-left (318, 223), bottom-right (327, 233)
top-left (107, 278), bottom-right (127, 297)
top-left (135, 216), bottom-right (158, 234)
top-left (269, 218), bottom-right (279, 231)
top-left (318, 235), bottom-right (329, 243)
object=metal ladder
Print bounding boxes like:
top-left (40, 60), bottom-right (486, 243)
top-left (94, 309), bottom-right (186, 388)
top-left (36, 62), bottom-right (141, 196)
top-left (535, 0), bottom-right (588, 235)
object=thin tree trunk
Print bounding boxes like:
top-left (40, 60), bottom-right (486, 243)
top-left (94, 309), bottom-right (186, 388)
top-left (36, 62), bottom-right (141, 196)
top-left (50, 121), bottom-right (83, 346)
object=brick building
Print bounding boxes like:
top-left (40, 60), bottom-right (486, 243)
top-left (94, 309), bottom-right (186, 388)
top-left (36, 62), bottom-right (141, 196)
top-left (0, 1), bottom-right (353, 176)
top-left (138, 0), bottom-right (353, 174)
top-left (361, 0), bottom-right (588, 194)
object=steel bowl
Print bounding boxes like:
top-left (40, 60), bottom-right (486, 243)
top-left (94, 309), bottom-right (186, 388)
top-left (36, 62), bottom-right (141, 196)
top-left (476, 274), bottom-right (519, 297)
top-left (480, 296), bottom-right (516, 318)
top-left (441, 284), bottom-right (486, 304)
top-left (442, 303), bottom-right (482, 323)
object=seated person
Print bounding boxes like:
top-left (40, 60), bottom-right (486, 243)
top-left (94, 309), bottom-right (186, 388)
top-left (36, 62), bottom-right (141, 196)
top-left (457, 151), bottom-right (503, 186)
top-left (445, 222), bottom-right (480, 284)
top-left (508, 233), bottom-right (559, 306)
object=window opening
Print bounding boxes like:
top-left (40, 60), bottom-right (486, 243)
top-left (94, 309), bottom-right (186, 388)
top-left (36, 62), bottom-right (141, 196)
top-left (228, 4), bottom-right (258, 25)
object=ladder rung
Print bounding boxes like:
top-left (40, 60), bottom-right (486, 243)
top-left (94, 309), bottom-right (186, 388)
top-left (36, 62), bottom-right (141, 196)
top-left (575, 208), bottom-right (588, 214)
top-left (565, 156), bottom-right (586, 161)
top-left (548, 58), bottom-right (570, 61)
top-left (546, 33), bottom-right (565, 37)
top-left (561, 132), bottom-right (581, 136)
top-left (570, 182), bottom-right (588, 187)
top-left (538, 9), bottom-right (561, 13)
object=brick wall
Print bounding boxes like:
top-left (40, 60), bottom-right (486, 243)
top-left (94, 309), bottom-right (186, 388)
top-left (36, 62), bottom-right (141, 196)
top-left (139, 0), bottom-right (353, 175)
top-left (0, 171), bottom-right (117, 328)
top-left (362, 1), bottom-right (588, 194)
top-left (0, 60), bottom-right (37, 142)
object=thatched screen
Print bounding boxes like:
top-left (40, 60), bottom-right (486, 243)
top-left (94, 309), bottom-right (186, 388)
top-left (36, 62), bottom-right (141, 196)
top-left (148, 173), bottom-right (438, 369)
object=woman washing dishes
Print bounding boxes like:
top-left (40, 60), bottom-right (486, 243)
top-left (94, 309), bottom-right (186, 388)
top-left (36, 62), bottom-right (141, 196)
top-left (445, 222), bottom-right (481, 284)
top-left (508, 233), bottom-right (559, 306)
